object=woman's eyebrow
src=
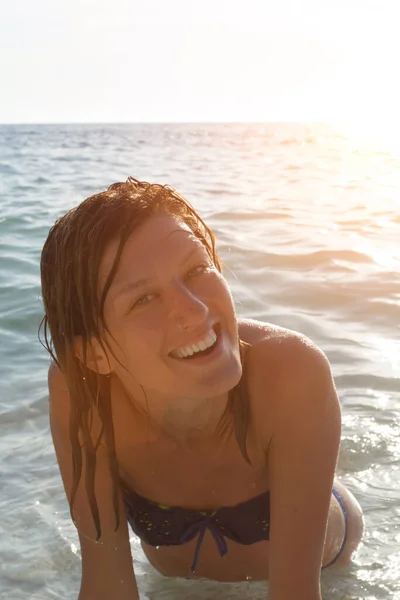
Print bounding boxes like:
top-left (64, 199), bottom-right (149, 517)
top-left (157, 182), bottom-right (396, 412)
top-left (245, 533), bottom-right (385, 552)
top-left (112, 245), bottom-right (205, 302)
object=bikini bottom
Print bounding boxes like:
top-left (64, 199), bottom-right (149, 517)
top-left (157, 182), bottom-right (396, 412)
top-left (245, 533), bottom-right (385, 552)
top-left (322, 486), bottom-right (348, 569)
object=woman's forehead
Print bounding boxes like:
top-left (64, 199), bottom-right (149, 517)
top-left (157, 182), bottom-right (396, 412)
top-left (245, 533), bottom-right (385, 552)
top-left (99, 213), bottom-right (205, 287)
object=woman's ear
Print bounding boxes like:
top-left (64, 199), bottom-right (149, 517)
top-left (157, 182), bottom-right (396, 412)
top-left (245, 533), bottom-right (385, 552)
top-left (73, 336), bottom-right (112, 375)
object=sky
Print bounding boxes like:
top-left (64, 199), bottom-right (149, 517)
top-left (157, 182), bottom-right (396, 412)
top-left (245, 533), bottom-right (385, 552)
top-left (1, 0), bottom-right (400, 136)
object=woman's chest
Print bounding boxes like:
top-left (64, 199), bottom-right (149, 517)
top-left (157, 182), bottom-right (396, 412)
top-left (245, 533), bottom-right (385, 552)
top-left (111, 420), bottom-right (271, 509)
top-left (116, 429), bottom-right (269, 510)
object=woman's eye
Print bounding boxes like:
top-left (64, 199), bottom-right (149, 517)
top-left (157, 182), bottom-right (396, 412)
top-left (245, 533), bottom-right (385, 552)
top-left (188, 263), bottom-right (212, 277)
top-left (129, 264), bottom-right (212, 311)
top-left (131, 294), bottom-right (155, 309)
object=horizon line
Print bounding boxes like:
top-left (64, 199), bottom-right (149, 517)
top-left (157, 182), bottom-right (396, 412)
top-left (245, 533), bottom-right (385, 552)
top-left (0, 119), bottom-right (332, 127)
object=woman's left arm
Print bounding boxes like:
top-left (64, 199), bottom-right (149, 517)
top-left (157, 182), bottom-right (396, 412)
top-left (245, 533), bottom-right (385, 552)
top-left (264, 336), bottom-right (342, 600)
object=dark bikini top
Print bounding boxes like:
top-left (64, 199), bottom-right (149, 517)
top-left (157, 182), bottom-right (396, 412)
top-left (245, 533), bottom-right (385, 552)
top-left (121, 484), bottom-right (270, 573)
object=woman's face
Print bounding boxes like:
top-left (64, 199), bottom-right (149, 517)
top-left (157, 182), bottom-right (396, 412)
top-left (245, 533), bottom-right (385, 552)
top-left (98, 212), bottom-right (242, 403)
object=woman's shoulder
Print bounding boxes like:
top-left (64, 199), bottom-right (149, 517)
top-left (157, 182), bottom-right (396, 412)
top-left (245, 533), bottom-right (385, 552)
top-left (238, 318), bottom-right (333, 417)
top-left (238, 317), bottom-right (322, 356)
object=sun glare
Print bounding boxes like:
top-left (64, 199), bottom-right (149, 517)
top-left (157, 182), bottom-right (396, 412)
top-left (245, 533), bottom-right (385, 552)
top-left (332, 118), bottom-right (400, 159)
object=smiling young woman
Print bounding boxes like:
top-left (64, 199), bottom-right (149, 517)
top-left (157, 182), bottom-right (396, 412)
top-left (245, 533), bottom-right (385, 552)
top-left (39, 178), bottom-right (363, 600)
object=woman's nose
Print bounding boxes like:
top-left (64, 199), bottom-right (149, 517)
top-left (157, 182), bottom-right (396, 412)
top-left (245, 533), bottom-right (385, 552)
top-left (169, 283), bottom-right (209, 329)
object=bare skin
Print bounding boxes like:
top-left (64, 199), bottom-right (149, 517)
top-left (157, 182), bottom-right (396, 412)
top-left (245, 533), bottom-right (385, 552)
top-left (109, 318), bottom-right (364, 582)
top-left (49, 213), bottom-right (364, 600)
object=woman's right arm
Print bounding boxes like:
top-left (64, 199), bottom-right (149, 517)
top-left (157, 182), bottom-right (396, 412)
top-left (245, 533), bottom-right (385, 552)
top-left (48, 363), bottom-right (140, 600)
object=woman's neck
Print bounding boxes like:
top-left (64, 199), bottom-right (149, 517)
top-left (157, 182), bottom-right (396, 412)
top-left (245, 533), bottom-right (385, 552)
top-left (118, 377), bottom-right (230, 444)
top-left (155, 392), bottom-right (230, 442)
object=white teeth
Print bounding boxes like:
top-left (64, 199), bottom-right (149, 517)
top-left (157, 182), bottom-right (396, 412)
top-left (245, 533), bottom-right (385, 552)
top-left (172, 328), bottom-right (217, 359)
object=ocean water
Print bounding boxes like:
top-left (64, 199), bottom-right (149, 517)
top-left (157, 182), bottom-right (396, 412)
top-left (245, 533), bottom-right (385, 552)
top-left (0, 122), bottom-right (399, 600)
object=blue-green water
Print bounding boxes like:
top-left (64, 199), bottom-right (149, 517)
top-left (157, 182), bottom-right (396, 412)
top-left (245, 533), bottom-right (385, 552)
top-left (1, 123), bottom-right (399, 599)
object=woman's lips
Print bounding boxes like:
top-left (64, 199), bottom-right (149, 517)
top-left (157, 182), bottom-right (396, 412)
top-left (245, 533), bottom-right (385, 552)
top-left (169, 323), bottom-right (223, 365)
top-left (168, 322), bottom-right (220, 358)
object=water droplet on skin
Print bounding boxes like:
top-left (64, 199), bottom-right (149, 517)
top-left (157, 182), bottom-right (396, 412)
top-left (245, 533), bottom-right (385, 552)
top-left (252, 482), bottom-right (257, 488)
top-left (156, 546), bottom-right (160, 550)
top-left (246, 575), bottom-right (252, 581)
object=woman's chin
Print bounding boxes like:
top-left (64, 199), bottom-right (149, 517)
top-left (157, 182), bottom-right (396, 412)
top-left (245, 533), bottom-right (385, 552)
top-left (195, 351), bottom-right (243, 398)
